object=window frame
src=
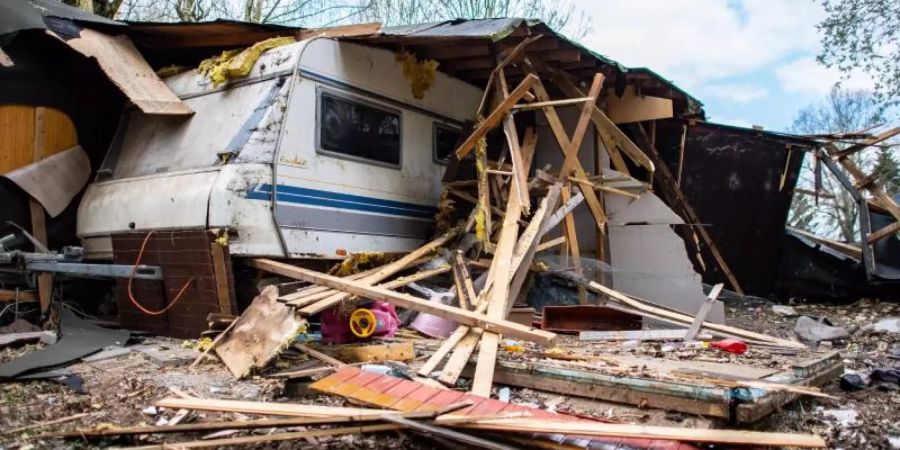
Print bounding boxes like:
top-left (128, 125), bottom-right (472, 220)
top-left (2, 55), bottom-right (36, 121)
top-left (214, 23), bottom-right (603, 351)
top-left (432, 122), bottom-right (462, 165)
top-left (315, 86), bottom-right (403, 170)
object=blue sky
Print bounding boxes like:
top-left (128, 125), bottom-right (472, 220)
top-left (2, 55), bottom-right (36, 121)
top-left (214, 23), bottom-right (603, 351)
top-left (571, 0), bottom-right (874, 132)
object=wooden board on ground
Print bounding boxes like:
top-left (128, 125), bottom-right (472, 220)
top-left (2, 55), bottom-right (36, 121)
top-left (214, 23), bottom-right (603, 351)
top-left (322, 341), bottom-right (415, 363)
top-left (214, 286), bottom-right (305, 378)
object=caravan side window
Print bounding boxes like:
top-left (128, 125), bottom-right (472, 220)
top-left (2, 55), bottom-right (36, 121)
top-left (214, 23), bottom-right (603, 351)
top-left (317, 90), bottom-right (401, 167)
top-left (433, 123), bottom-right (461, 163)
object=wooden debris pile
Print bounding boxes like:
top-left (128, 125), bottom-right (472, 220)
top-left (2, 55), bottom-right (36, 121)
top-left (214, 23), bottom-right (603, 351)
top-left (43, 373), bottom-right (828, 448)
top-left (209, 37), bottom-right (809, 399)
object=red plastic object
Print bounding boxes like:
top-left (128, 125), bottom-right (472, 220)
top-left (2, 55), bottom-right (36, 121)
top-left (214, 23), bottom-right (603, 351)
top-left (710, 338), bottom-right (748, 354)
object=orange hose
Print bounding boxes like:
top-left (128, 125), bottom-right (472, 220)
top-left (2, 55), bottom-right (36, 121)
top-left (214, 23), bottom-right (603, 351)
top-left (126, 230), bottom-right (194, 316)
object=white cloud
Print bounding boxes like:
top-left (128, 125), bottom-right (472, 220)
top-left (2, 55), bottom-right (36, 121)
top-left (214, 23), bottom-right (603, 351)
top-left (704, 83), bottom-right (768, 103)
top-left (775, 57), bottom-right (874, 96)
top-left (574, 0), bottom-right (825, 89)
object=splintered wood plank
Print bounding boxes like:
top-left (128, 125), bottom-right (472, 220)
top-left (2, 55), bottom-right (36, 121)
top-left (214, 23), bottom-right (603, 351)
top-left (454, 74), bottom-right (538, 159)
top-left (471, 163), bottom-right (525, 397)
top-left (298, 229), bottom-right (459, 315)
top-left (684, 284), bottom-right (724, 341)
top-left (438, 328), bottom-right (483, 386)
top-left (250, 259), bottom-right (556, 346)
top-left (214, 286), bottom-right (306, 378)
top-left (210, 243), bottom-right (233, 316)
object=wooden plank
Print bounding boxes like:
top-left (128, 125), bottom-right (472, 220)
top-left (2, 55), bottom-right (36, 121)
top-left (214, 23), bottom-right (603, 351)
top-left (210, 243), bottom-right (233, 316)
top-left (156, 396), bottom-right (400, 418)
top-left (49, 411), bottom-right (439, 439)
top-left (579, 329), bottom-right (704, 341)
top-left (684, 283), bottom-right (723, 340)
top-left (471, 161), bottom-right (525, 397)
top-left (452, 252), bottom-right (477, 310)
top-left (787, 227), bottom-right (862, 258)
top-left (417, 322), bottom-right (472, 377)
top-left (531, 59), bottom-right (654, 173)
top-left (454, 74), bottom-right (538, 159)
top-left (299, 229), bottom-right (459, 315)
top-left (454, 418), bottom-right (826, 447)
top-left (214, 286), bottom-right (306, 378)
top-left (380, 414), bottom-right (516, 450)
top-left (830, 127), bottom-right (900, 160)
top-left (513, 97), bottom-right (594, 110)
top-left (605, 85), bottom-right (674, 124)
top-left (128, 424), bottom-right (404, 449)
top-left (249, 259), bottom-right (556, 346)
top-left (529, 80), bottom-right (608, 229)
top-left (30, 107), bottom-right (52, 314)
top-left (0, 289), bottom-right (38, 302)
top-left (535, 236), bottom-right (566, 252)
top-left (327, 341), bottom-right (415, 363)
top-left (295, 343), bottom-right (346, 367)
top-left (568, 274), bottom-right (804, 349)
top-left (438, 328), bottom-right (483, 385)
top-left (868, 220), bottom-right (900, 244)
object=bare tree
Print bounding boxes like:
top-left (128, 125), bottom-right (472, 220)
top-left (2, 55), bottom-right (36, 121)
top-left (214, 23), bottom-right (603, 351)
top-left (818, 0), bottom-right (900, 105)
top-left (788, 86), bottom-right (898, 242)
top-left (354, 0), bottom-right (590, 39)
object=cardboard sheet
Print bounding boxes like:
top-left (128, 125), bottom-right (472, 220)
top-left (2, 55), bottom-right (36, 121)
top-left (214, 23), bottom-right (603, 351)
top-left (2, 145), bottom-right (90, 217)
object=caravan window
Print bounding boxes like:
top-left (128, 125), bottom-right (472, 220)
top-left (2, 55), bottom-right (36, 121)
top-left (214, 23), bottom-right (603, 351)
top-left (433, 123), bottom-right (461, 163)
top-left (318, 90), bottom-right (401, 167)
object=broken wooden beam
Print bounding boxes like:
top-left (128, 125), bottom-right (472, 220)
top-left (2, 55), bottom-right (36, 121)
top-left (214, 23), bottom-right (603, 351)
top-left (248, 259), bottom-right (557, 346)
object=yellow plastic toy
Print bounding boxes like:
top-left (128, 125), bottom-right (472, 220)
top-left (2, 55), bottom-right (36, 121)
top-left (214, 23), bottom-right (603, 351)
top-left (349, 308), bottom-right (377, 338)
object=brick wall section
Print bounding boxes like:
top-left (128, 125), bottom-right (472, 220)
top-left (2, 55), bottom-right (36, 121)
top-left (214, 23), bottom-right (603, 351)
top-left (113, 230), bottom-right (238, 338)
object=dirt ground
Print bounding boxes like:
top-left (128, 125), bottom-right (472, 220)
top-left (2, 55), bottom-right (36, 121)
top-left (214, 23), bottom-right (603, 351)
top-left (1, 295), bottom-right (898, 449)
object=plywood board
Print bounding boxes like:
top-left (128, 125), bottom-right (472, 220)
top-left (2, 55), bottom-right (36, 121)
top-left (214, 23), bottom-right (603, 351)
top-left (0, 106), bottom-right (76, 174)
top-left (214, 286), bottom-right (305, 378)
top-left (63, 28), bottom-right (192, 115)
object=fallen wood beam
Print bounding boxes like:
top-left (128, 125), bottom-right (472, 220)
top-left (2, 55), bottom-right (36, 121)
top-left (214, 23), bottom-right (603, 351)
top-left (48, 411), bottom-right (439, 439)
top-left (128, 424), bottom-right (404, 449)
top-left (381, 414), bottom-right (517, 450)
top-left (555, 272), bottom-right (804, 349)
top-left (298, 229), bottom-right (459, 315)
top-left (867, 219), bottom-right (900, 244)
top-left (156, 397), bottom-right (402, 418)
top-left (294, 344), bottom-right (346, 368)
top-left (829, 127), bottom-right (900, 160)
top-left (513, 97), bottom-right (594, 110)
top-left (248, 259), bottom-right (557, 346)
top-left (453, 418), bottom-right (826, 447)
top-left (684, 283), bottom-right (723, 341)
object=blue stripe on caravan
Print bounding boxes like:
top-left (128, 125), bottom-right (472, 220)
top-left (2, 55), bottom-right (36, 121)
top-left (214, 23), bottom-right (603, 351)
top-left (245, 183), bottom-right (437, 219)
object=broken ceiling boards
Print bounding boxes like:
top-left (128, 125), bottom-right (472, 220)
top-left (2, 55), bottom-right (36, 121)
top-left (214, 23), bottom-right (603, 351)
top-left (62, 28), bottom-right (192, 115)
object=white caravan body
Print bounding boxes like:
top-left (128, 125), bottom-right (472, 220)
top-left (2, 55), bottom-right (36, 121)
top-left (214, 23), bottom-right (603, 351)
top-left (77, 38), bottom-right (482, 259)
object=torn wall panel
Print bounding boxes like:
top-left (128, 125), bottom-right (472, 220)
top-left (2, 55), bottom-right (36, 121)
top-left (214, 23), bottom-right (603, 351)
top-left (2, 145), bottom-right (90, 217)
top-left (607, 191), bottom-right (724, 325)
top-left (654, 120), bottom-right (808, 297)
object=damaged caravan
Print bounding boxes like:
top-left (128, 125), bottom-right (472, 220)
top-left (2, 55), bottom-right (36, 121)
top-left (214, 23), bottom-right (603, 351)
top-left (77, 37), bottom-right (481, 259)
